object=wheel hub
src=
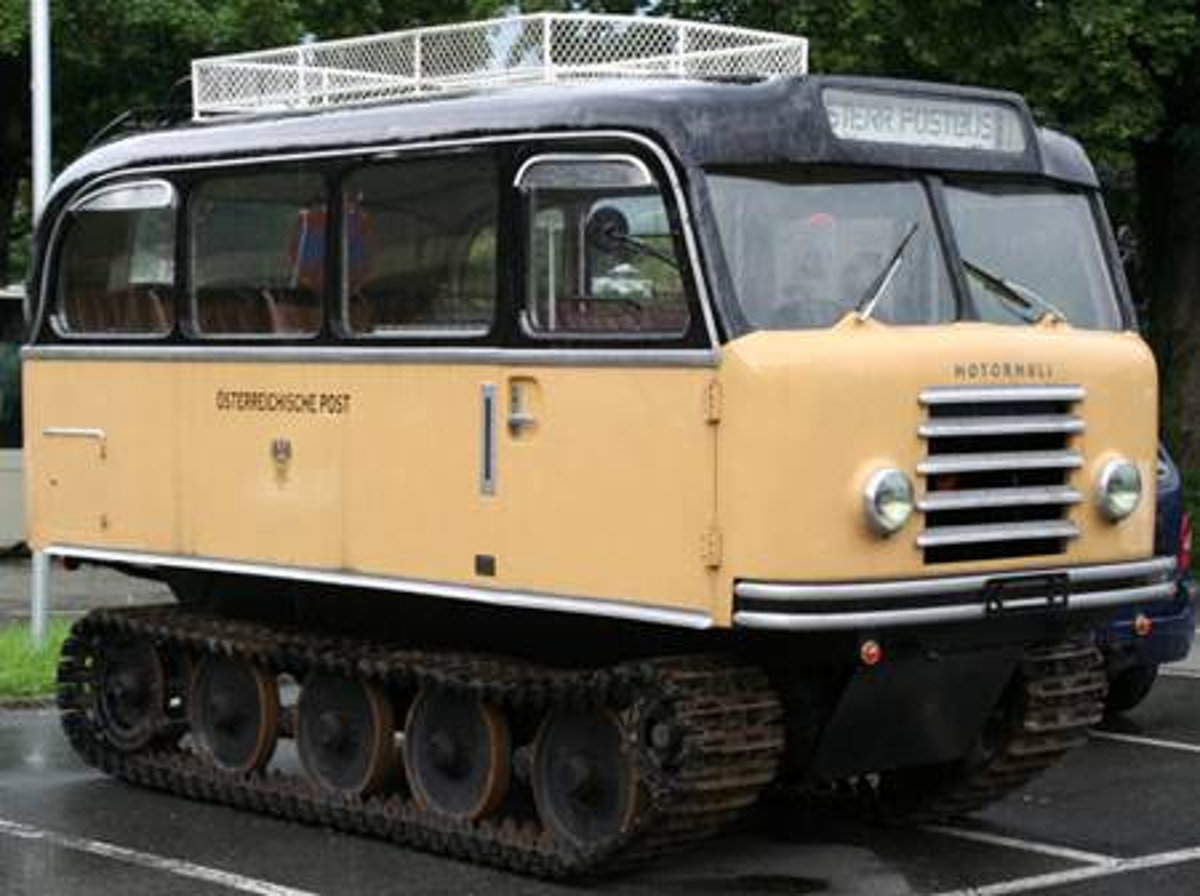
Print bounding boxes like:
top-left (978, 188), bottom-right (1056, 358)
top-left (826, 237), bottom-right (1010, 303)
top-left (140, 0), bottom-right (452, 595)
top-left (561, 756), bottom-right (599, 802)
top-left (317, 710), bottom-right (353, 751)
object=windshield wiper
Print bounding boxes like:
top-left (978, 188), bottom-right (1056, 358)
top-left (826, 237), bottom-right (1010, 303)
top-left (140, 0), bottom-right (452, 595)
top-left (961, 258), bottom-right (1068, 324)
top-left (855, 222), bottom-right (920, 321)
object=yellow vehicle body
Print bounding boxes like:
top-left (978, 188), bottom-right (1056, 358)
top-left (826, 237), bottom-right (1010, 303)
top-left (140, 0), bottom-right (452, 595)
top-left (24, 317), bottom-right (1156, 628)
top-left (26, 358), bottom-right (715, 616)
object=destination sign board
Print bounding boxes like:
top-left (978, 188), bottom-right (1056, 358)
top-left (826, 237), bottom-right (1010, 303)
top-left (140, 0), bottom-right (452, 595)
top-left (824, 88), bottom-right (1027, 153)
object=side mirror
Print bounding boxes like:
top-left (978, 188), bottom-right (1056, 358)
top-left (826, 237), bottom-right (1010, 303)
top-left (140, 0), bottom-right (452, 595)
top-left (585, 206), bottom-right (632, 257)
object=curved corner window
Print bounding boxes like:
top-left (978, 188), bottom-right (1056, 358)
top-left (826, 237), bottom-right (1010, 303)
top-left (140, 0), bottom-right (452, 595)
top-left (191, 171), bottom-right (326, 337)
top-left (343, 154), bottom-right (498, 336)
top-left (56, 180), bottom-right (177, 336)
top-left (517, 155), bottom-right (690, 337)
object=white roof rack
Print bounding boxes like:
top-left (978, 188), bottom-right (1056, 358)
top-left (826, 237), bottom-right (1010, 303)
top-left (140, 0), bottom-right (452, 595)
top-left (191, 14), bottom-right (808, 120)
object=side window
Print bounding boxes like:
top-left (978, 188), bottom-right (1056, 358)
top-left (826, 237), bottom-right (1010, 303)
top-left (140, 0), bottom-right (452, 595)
top-left (343, 154), bottom-right (498, 335)
top-left (191, 170), bottom-right (326, 337)
top-left (56, 180), bottom-right (176, 336)
top-left (518, 155), bottom-right (690, 337)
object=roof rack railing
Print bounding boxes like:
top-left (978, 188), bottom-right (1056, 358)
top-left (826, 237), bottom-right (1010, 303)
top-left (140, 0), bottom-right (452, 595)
top-left (191, 13), bottom-right (808, 120)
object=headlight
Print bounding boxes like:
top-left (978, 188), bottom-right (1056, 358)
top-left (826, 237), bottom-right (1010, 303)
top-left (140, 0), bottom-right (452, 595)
top-left (864, 468), bottom-right (915, 536)
top-left (1096, 458), bottom-right (1142, 521)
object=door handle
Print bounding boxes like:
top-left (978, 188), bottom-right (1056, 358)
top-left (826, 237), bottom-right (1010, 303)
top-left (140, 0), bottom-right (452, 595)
top-left (507, 410), bottom-right (537, 435)
top-left (507, 380), bottom-right (538, 436)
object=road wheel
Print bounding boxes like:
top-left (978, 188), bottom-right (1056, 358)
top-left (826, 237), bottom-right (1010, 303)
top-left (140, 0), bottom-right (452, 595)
top-left (95, 638), bottom-right (166, 752)
top-left (189, 654), bottom-right (279, 774)
top-left (297, 674), bottom-right (395, 796)
top-left (532, 706), bottom-right (640, 848)
top-left (404, 687), bottom-right (510, 821)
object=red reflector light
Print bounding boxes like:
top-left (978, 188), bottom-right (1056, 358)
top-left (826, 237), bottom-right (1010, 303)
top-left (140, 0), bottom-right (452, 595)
top-left (1180, 512), bottom-right (1193, 575)
top-left (1134, 614), bottom-right (1153, 637)
top-left (860, 639), bottom-right (884, 667)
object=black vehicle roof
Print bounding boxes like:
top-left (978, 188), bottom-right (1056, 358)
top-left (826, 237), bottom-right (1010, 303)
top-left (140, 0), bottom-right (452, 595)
top-left (46, 74), bottom-right (1097, 212)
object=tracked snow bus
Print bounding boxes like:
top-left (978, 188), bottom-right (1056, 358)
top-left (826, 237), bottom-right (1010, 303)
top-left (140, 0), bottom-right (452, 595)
top-left (25, 15), bottom-right (1171, 876)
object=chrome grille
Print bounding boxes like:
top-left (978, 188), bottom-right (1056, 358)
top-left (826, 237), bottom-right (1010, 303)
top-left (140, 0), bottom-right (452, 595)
top-left (917, 384), bottom-right (1085, 564)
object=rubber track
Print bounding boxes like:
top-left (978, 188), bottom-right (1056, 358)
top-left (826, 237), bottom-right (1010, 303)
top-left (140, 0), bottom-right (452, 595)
top-left (876, 638), bottom-right (1108, 821)
top-left (56, 605), bottom-right (785, 878)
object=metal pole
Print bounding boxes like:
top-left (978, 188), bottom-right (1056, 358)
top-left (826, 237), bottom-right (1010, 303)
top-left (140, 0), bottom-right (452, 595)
top-left (30, 551), bottom-right (49, 648)
top-left (30, 0), bottom-right (52, 648)
top-left (30, 0), bottom-right (52, 222)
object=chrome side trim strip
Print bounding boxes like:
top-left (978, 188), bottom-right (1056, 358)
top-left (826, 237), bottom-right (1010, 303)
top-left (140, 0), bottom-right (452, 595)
top-left (42, 426), bottom-right (106, 441)
top-left (42, 426), bottom-right (107, 458)
top-left (735, 556), bottom-right (1175, 603)
top-left (917, 520), bottom-right (1080, 548)
top-left (513, 152), bottom-right (655, 190)
top-left (22, 345), bottom-right (719, 368)
top-left (68, 178), bottom-right (177, 214)
top-left (918, 450), bottom-right (1083, 475)
top-left (920, 385), bottom-right (1086, 405)
top-left (917, 485), bottom-right (1082, 513)
top-left (733, 582), bottom-right (1176, 632)
top-left (42, 545), bottom-right (715, 631)
top-left (918, 415), bottom-right (1085, 438)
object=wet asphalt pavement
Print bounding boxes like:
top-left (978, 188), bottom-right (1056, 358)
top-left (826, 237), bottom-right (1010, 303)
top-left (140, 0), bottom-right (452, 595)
top-left (0, 559), bottom-right (1198, 895)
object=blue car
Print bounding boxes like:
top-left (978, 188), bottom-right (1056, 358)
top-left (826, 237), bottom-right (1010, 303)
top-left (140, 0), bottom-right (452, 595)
top-left (1098, 445), bottom-right (1195, 714)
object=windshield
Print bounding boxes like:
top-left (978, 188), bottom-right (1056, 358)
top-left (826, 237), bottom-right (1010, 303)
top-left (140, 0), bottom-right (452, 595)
top-left (707, 172), bottom-right (954, 329)
top-left (943, 183), bottom-right (1121, 329)
top-left (707, 170), bottom-right (1124, 331)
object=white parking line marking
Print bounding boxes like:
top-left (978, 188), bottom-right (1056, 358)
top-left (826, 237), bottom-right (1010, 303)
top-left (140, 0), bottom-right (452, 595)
top-left (1162, 667), bottom-right (1200, 680)
top-left (0, 817), bottom-right (318, 896)
top-left (931, 844), bottom-right (1200, 895)
top-left (922, 824), bottom-right (1117, 867)
top-left (1090, 730), bottom-right (1200, 755)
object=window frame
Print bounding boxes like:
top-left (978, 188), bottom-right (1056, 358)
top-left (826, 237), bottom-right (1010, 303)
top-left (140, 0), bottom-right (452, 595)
top-left (335, 149), bottom-right (503, 342)
top-left (50, 177), bottom-right (180, 342)
top-left (512, 148), bottom-right (706, 347)
top-left (185, 165), bottom-right (331, 342)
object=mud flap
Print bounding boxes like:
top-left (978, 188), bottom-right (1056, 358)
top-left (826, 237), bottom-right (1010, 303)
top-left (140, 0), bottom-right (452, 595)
top-left (807, 646), bottom-right (1022, 781)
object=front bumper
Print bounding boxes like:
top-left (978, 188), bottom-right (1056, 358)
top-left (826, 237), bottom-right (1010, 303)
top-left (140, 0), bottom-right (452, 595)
top-left (734, 557), bottom-right (1177, 631)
